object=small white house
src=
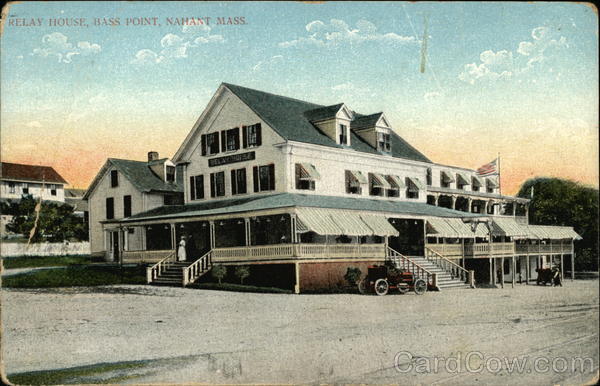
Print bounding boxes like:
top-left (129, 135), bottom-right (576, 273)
top-left (83, 152), bottom-right (183, 260)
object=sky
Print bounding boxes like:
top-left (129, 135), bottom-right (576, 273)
top-left (1, 1), bottom-right (598, 195)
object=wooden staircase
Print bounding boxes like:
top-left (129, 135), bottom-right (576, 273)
top-left (408, 255), bottom-right (472, 290)
top-left (147, 250), bottom-right (213, 287)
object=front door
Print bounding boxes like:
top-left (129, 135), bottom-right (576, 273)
top-left (111, 231), bottom-right (120, 262)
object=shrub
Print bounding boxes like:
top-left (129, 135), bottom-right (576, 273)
top-left (211, 264), bottom-right (227, 284)
top-left (344, 267), bottom-right (362, 286)
top-left (234, 265), bottom-right (250, 284)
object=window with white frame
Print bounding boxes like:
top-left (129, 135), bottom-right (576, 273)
top-left (210, 171), bottom-right (225, 197)
top-left (189, 175), bottom-right (205, 201)
top-left (345, 170), bottom-right (365, 195)
top-left (225, 127), bottom-right (240, 152)
top-left (295, 163), bottom-right (318, 190)
top-left (231, 168), bottom-right (247, 195)
top-left (253, 164), bottom-right (275, 192)
top-left (339, 124), bottom-right (348, 145)
top-left (243, 123), bottom-right (262, 148)
top-left (22, 183), bottom-right (29, 194)
top-left (377, 132), bottom-right (391, 153)
top-left (50, 184), bottom-right (57, 196)
top-left (166, 166), bottom-right (176, 182)
top-left (8, 182), bottom-right (15, 193)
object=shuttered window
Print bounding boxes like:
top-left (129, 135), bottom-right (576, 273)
top-left (123, 195), bottom-right (132, 217)
top-left (210, 172), bottom-right (225, 197)
top-left (203, 132), bottom-right (220, 155)
top-left (231, 168), bottom-right (247, 195)
top-left (225, 128), bottom-right (240, 151)
top-left (254, 164), bottom-right (275, 192)
top-left (243, 123), bottom-right (262, 148)
top-left (106, 197), bottom-right (114, 219)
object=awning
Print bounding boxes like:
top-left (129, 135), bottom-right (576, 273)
top-left (427, 218), bottom-right (459, 238)
top-left (361, 214), bottom-right (399, 236)
top-left (348, 170), bottom-right (368, 186)
top-left (406, 177), bottom-right (424, 191)
top-left (370, 173), bottom-right (391, 189)
top-left (492, 217), bottom-right (529, 238)
top-left (528, 225), bottom-right (582, 240)
top-left (472, 175), bottom-right (484, 187)
top-left (331, 210), bottom-right (375, 236)
top-left (441, 170), bottom-right (455, 183)
top-left (387, 175), bottom-right (405, 189)
top-left (298, 163), bottom-right (321, 180)
top-left (456, 173), bottom-right (471, 185)
top-left (486, 177), bottom-right (499, 188)
top-left (445, 217), bottom-right (490, 238)
top-left (295, 208), bottom-right (343, 235)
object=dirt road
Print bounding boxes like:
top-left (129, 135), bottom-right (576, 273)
top-left (2, 280), bottom-right (598, 384)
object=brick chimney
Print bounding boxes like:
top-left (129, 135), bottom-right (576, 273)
top-left (147, 151), bottom-right (159, 162)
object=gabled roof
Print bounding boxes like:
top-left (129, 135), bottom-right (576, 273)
top-left (83, 158), bottom-right (183, 199)
top-left (112, 193), bottom-right (478, 223)
top-left (65, 188), bottom-right (86, 197)
top-left (351, 112), bottom-right (384, 130)
top-left (0, 162), bottom-right (67, 184)
top-left (304, 103), bottom-right (346, 122)
top-left (223, 83), bottom-right (431, 163)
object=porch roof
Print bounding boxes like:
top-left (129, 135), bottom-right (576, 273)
top-left (114, 193), bottom-right (481, 224)
top-left (527, 225), bottom-right (582, 240)
top-left (491, 217), bottom-right (529, 238)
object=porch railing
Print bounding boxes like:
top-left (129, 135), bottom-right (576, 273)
top-left (463, 242), bottom-right (515, 256)
top-left (515, 243), bottom-right (573, 254)
top-left (123, 249), bottom-right (172, 264)
top-left (424, 243), bottom-right (463, 257)
top-left (425, 247), bottom-right (475, 288)
top-left (182, 250), bottom-right (213, 287)
top-left (387, 247), bottom-right (437, 289)
top-left (146, 251), bottom-right (176, 284)
top-left (212, 243), bottom-right (385, 262)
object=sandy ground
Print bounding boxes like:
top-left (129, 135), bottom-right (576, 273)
top-left (2, 280), bottom-right (598, 384)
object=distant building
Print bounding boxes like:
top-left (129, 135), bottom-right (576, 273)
top-left (65, 188), bottom-right (88, 217)
top-left (0, 162), bottom-right (67, 203)
top-left (83, 152), bottom-right (184, 260)
top-left (1, 162), bottom-right (68, 236)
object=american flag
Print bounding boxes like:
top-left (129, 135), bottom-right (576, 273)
top-left (476, 158), bottom-right (498, 176)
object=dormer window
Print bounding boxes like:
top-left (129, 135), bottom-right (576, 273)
top-left (166, 166), bottom-right (176, 182)
top-left (339, 124), bottom-right (348, 145)
top-left (377, 132), bottom-right (391, 153)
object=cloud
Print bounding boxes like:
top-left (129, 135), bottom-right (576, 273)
top-left (279, 19), bottom-right (416, 48)
top-left (252, 55), bottom-right (283, 72)
top-left (331, 82), bottom-right (355, 91)
top-left (131, 25), bottom-right (224, 64)
top-left (423, 91), bottom-right (442, 100)
top-left (459, 26), bottom-right (567, 84)
top-left (26, 121), bottom-right (42, 128)
top-left (31, 32), bottom-right (101, 63)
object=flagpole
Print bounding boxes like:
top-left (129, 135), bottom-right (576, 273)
top-left (497, 152), bottom-right (501, 196)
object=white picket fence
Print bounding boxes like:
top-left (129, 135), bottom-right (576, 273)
top-left (0, 242), bottom-right (90, 257)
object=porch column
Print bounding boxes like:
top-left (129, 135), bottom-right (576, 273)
top-left (500, 257), bottom-right (504, 288)
top-left (244, 218), bottom-right (251, 246)
top-left (489, 257), bottom-right (494, 285)
top-left (512, 202), bottom-right (517, 216)
top-left (434, 194), bottom-right (439, 206)
top-left (571, 240), bottom-right (575, 281)
top-left (451, 195), bottom-right (457, 210)
top-left (170, 223), bottom-right (176, 250)
top-left (483, 201), bottom-right (489, 214)
top-left (524, 205), bottom-right (529, 219)
top-left (290, 214), bottom-right (298, 243)
top-left (525, 255), bottom-right (530, 284)
top-left (209, 221), bottom-right (215, 249)
top-left (294, 262), bottom-right (301, 294)
top-left (467, 197), bottom-right (472, 213)
top-left (511, 255), bottom-right (516, 288)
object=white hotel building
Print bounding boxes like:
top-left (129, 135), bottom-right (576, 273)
top-left (88, 83), bottom-right (580, 292)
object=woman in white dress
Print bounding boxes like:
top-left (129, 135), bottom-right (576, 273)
top-left (178, 236), bottom-right (187, 262)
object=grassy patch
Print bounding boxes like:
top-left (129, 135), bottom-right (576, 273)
top-left (7, 355), bottom-right (199, 384)
top-left (2, 255), bottom-right (91, 269)
top-left (2, 265), bottom-right (146, 288)
top-left (191, 282), bottom-right (292, 294)
top-left (7, 360), bottom-right (149, 385)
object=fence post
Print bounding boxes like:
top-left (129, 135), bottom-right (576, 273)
top-left (432, 273), bottom-right (438, 289)
top-left (182, 267), bottom-right (188, 287)
top-left (146, 267), bottom-right (152, 284)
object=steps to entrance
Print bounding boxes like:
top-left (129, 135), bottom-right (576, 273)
top-left (149, 262), bottom-right (190, 286)
top-left (406, 256), bottom-right (471, 290)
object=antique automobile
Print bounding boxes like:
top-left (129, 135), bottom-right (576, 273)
top-left (358, 263), bottom-right (427, 295)
top-left (536, 267), bottom-right (562, 286)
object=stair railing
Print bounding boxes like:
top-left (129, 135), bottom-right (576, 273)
top-left (387, 247), bottom-right (437, 289)
top-left (182, 250), bottom-right (213, 287)
top-left (146, 251), bottom-right (176, 284)
top-left (424, 246), bottom-right (475, 288)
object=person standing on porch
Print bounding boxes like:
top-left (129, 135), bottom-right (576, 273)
top-left (178, 236), bottom-right (187, 262)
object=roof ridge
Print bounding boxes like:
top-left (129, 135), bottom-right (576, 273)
top-left (223, 82), bottom-right (325, 108)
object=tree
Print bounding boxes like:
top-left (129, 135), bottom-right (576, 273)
top-left (344, 267), bottom-right (362, 286)
top-left (211, 264), bottom-right (227, 284)
top-left (517, 177), bottom-right (599, 271)
top-left (234, 265), bottom-right (250, 285)
top-left (5, 196), bottom-right (88, 242)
